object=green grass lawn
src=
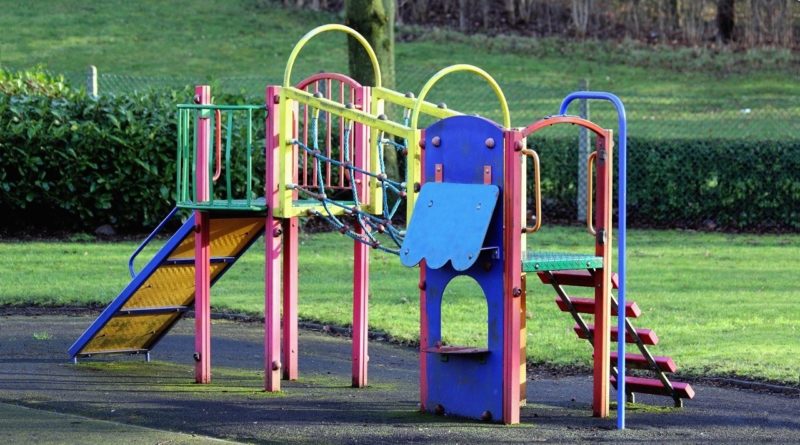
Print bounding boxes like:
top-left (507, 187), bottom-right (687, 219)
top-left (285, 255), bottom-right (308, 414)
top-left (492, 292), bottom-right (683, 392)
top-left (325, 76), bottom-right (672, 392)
top-left (1, 0), bottom-right (797, 138)
top-left (2, 227), bottom-right (797, 385)
top-left (0, 0), bottom-right (797, 387)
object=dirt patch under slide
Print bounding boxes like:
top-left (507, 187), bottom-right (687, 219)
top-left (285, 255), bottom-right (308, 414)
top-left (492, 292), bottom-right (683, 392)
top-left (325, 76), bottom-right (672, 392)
top-left (0, 314), bottom-right (798, 444)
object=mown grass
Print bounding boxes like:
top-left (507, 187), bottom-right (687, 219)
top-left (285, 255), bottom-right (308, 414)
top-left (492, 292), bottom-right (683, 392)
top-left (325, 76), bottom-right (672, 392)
top-left (2, 227), bottom-right (798, 385)
top-left (0, 0), bottom-right (797, 138)
top-left (0, 0), bottom-right (797, 387)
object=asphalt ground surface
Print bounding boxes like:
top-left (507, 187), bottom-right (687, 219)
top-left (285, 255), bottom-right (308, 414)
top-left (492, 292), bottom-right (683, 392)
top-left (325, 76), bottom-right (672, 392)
top-left (0, 313), bottom-right (798, 444)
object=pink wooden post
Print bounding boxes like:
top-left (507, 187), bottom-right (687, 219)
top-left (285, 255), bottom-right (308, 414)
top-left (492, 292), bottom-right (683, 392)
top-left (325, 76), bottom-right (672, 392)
top-left (351, 86), bottom-right (370, 387)
top-left (194, 85), bottom-right (212, 384)
top-left (502, 130), bottom-right (524, 424)
top-left (282, 217), bottom-right (299, 380)
top-left (265, 85), bottom-right (282, 391)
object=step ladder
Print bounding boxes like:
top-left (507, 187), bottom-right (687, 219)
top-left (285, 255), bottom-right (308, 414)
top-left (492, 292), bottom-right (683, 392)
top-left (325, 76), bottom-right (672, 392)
top-left (523, 252), bottom-right (695, 407)
top-left (68, 211), bottom-right (265, 361)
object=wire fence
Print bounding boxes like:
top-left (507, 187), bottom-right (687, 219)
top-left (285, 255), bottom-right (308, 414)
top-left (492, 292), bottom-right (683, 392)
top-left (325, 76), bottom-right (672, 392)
top-left (62, 67), bottom-right (800, 141)
top-left (50, 67), bottom-right (800, 230)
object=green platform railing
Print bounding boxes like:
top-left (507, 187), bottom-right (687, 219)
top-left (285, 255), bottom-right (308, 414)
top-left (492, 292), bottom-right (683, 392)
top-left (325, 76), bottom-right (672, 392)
top-left (176, 103), bottom-right (266, 211)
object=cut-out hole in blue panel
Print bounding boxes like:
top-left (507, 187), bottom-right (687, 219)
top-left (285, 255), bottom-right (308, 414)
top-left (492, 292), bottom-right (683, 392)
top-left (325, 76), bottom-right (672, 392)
top-left (440, 275), bottom-right (488, 350)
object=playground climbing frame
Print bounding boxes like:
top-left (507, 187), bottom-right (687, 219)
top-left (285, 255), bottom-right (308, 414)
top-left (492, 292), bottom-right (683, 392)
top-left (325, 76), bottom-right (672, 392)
top-left (68, 23), bottom-right (697, 431)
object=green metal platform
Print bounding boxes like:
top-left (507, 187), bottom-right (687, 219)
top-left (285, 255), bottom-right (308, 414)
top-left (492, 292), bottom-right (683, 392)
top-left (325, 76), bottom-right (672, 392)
top-left (522, 252), bottom-right (603, 272)
top-left (177, 198), bottom-right (267, 212)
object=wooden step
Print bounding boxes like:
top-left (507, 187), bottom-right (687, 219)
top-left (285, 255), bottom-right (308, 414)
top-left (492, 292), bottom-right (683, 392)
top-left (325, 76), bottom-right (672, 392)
top-left (574, 324), bottom-right (659, 345)
top-left (611, 375), bottom-right (695, 399)
top-left (422, 345), bottom-right (489, 356)
top-left (610, 352), bottom-right (677, 373)
top-left (555, 297), bottom-right (641, 318)
top-left (538, 270), bottom-right (619, 288)
top-left (163, 257), bottom-right (237, 266)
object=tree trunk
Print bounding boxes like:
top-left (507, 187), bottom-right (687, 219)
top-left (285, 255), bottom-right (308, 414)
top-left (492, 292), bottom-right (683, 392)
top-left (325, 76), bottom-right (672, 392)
top-left (716, 0), bottom-right (735, 43)
top-left (518, 0), bottom-right (534, 25)
top-left (571, 0), bottom-right (592, 38)
top-left (629, 0), bottom-right (642, 39)
top-left (344, 0), bottom-right (399, 180)
top-left (482, 0), bottom-right (491, 30)
top-left (503, 0), bottom-right (516, 25)
top-left (345, 0), bottom-right (394, 88)
top-left (676, 0), bottom-right (704, 45)
top-left (459, 0), bottom-right (469, 32)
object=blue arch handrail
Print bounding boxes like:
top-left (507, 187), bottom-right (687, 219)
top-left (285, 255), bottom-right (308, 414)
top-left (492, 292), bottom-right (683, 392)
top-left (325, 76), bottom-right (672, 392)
top-left (559, 91), bottom-right (627, 430)
top-left (128, 207), bottom-right (181, 278)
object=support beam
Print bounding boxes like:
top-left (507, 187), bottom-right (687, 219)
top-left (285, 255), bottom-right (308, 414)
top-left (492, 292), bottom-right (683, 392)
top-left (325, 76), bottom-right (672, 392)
top-left (282, 217), bottom-right (299, 380)
top-left (352, 225), bottom-right (369, 387)
top-left (351, 86), bottom-right (370, 387)
top-left (501, 130), bottom-right (524, 424)
top-left (265, 85), bottom-right (283, 392)
top-left (591, 131), bottom-right (614, 417)
top-left (193, 85), bottom-right (212, 384)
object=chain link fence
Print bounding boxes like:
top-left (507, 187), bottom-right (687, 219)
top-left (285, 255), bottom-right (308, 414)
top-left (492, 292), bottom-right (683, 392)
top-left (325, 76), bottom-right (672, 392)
top-left (51, 66), bottom-right (800, 230)
top-left (61, 66), bottom-right (799, 138)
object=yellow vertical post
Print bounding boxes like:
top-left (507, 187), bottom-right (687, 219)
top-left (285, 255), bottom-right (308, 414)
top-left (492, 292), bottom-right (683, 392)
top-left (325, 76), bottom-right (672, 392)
top-left (368, 92), bottom-right (384, 215)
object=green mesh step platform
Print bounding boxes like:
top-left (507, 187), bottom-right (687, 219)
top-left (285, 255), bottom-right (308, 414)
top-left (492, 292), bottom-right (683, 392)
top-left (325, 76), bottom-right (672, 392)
top-left (522, 252), bottom-right (603, 272)
top-left (177, 198), bottom-right (267, 211)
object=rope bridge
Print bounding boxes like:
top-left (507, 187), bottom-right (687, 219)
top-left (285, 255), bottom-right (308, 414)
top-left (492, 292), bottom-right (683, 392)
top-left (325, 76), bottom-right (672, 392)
top-left (289, 104), bottom-right (409, 255)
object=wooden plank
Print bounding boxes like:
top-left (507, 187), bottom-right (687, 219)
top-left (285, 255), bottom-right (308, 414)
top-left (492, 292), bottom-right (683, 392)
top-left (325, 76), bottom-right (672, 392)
top-left (610, 352), bottom-right (677, 373)
top-left (575, 324), bottom-right (660, 345)
top-left (612, 376), bottom-right (695, 399)
top-left (555, 297), bottom-right (641, 317)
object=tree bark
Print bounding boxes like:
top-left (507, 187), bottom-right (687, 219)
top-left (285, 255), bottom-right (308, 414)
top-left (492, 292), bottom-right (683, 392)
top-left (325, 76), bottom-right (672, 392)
top-left (482, 0), bottom-right (491, 30)
top-left (459, 0), bottom-right (469, 33)
top-left (571, 0), bottom-right (592, 38)
top-left (344, 0), bottom-right (399, 180)
top-left (717, 0), bottom-right (735, 43)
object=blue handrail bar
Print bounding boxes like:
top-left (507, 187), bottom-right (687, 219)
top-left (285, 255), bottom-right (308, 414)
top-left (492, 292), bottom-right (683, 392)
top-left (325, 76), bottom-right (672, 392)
top-left (128, 207), bottom-right (182, 278)
top-left (559, 91), bottom-right (627, 430)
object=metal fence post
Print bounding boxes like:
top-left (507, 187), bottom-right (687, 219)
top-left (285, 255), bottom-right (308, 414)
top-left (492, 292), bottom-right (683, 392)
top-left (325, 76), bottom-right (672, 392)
top-left (87, 65), bottom-right (98, 98)
top-left (577, 79), bottom-right (589, 221)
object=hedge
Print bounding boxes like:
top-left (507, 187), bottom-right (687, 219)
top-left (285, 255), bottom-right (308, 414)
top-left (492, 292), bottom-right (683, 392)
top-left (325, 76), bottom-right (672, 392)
top-left (2, 70), bottom-right (798, 233)
top-left (531, 135), bottom-right (800, 231)
top-left (0, 69), bottom-right (262, 233)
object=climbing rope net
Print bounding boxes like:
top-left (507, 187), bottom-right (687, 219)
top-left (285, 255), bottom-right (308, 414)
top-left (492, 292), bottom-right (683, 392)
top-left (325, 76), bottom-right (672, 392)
top-left (289, 104), bottom-right (410, 255)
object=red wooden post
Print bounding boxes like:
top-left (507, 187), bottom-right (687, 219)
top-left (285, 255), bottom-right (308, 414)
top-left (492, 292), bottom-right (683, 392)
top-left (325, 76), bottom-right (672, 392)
top-left (592, 130), bottom-right (614, 417)
top-left (194, 85), bottom-right (212, 384)
top-left (265, 85), bottom-right (283, 391)
top-left (417, 129), bottom-right (428, 410)
top-left (351, 86), bottom-right (370, 387)
top-left (418, 265), bottom-right (428, 410)
top-left (502, 130), bottom-right (524, 424)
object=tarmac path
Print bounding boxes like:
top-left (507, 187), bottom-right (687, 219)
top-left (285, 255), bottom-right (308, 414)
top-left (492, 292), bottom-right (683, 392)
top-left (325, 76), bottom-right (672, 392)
top-left (0, 313), bottom-right (797, 444)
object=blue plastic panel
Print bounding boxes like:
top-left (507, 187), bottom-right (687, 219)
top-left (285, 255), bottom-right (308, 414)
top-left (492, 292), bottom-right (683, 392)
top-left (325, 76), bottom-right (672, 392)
top-left (413, 115), bottom-right (508, 421)
top-left (401, 182), bottom-right (499, 271)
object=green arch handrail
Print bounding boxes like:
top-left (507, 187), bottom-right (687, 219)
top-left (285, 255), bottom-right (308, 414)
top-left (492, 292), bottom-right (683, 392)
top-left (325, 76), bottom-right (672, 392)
top-left (283, 24), bottom-right (382, 88)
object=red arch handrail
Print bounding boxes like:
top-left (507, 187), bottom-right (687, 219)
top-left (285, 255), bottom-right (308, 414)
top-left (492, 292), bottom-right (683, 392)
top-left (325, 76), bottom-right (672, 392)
top-left (295, 72), bottom-right (362, 91)
top-left (521, 115), bottom-right (608, 139)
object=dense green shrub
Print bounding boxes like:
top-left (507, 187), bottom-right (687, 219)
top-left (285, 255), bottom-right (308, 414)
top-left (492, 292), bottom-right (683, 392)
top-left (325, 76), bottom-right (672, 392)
top-left (0, 69), bottom-right (263, 232)
top-left (530, 135), bottom-right (800, 231)
top-left (0, 67), bottom-right (71, 97)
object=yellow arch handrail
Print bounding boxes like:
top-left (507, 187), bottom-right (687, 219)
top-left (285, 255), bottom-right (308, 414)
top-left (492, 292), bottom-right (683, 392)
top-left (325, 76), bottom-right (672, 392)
top-left (410, 64), bottom-right (511, 131)
top-left (283, 24), bottom-right (382, 88)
